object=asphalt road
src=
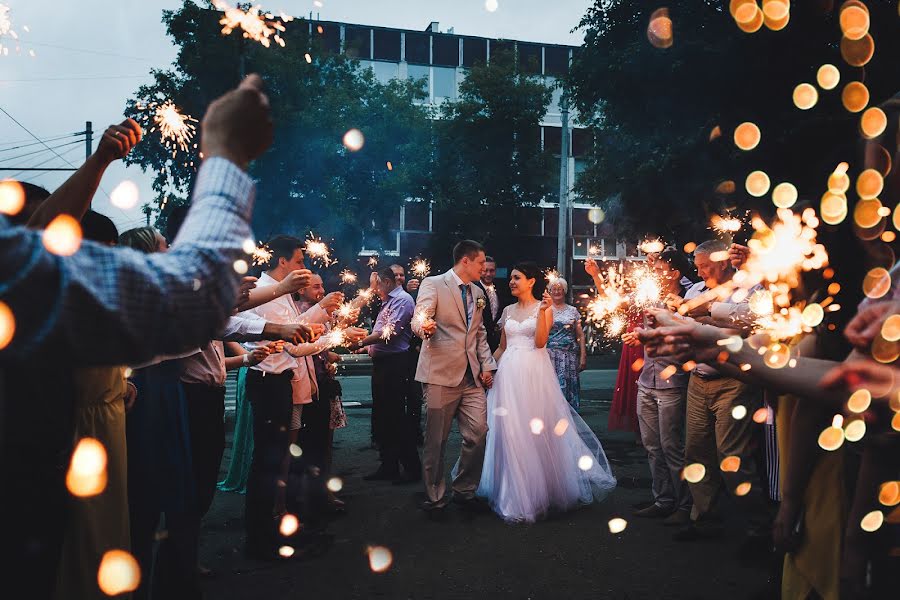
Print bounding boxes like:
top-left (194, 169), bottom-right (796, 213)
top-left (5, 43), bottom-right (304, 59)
top-left (200, 372), bottom-right (773, 600)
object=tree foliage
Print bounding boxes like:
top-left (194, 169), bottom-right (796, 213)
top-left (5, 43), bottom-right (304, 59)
top-left (568, 0), bottom-right (900, 243)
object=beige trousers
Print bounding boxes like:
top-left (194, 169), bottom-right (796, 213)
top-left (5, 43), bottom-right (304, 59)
top-left (422, 373), bottom-right (488, 506)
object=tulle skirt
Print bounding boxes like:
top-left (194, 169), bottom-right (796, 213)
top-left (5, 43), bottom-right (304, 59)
top-left (477, 345), bottom-right (617, 523)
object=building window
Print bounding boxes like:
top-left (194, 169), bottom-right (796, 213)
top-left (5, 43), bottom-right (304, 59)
top-left (514, 207), bottom-right (543, 235)
top-left (543, 207), bottom-right (558, 236)
top-left (373, 29), bottom-right (401, 61)
top-left (574, 158), bottom-right (588, 188)
top-left (315, 23), bottom-right (341, 53)
top-left (543, 126), bottom-right (562, 154)
top-left (433, 66), bottom-right (456, 100)
top-left (572, 128), bottom-right (592, 157)
top-left (572, 208), bottom-right (593, 236)
top-left (405, 32), bottom-right (429, 64)
top-left (360, 60), bottom-right (398, 84)
top-left (404, 201), bottom-right (430, 232)
top-left (490, 40), bottom-right (514, 61)
top-left (462, 38), bottom-right (487, 67)
top-left (344, 26), bottom-right (370, 59)
top-left (518, 43), bottom-right (542, 75)
top-left (432, 34), bottom-right (458, 66)
top-left (407, 63), bottom-right (429, 97)
top-left (544, 46), bottom-right (569, 76)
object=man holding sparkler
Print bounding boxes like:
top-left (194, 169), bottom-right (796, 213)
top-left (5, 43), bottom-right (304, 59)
top-left (349, 267), bottom-right (421, 484)
top-left (412, 240), bottom-right (496, 512)
top-left (662, 240), bottom-right (769, 542)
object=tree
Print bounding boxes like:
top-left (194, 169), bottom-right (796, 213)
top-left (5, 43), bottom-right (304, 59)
top-left (124, 1), bottom-right (433, 258)
top-left (568, 0), bottom-right (900, 244)
top-left (430, 48), bottom-right (556, 249)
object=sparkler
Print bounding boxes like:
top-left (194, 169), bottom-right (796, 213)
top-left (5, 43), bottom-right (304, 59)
top-left (304, 233), bottom-right (335, 267)
top-left (336, 302), bottom-right (356, 321)
top-left (367, 255), bottom-right (379, 269)
top-left (413, 308), bottom-right (434, 331)
top-left (711, 213), bottom-right (744, 236)
top-left (410, 258), bottom-right (431, 279)
top-left (380, 320), bottom-right (396, 342)
top-left (356, 288), bottom-right (374, 302)
top-left (545, 269), bottom-right (562, 286)
top-left (0, 4), bottom-right (32, 58)
top-left (212, 1), bottom-right (293, 48)
top-left (639, 238), bottom-right (665, 255)
top-left (136, 100), bottom-right (198, 160)
top-left (339, 269), bottom-right (357, 285)
top-left (242, 240), bottom-right (272, 266)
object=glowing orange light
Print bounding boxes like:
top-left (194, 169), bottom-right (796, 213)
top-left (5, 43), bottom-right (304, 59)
top-left (844, 418), bottom-right (866, 442)
top-left (66, 437), bottom-right (107, 497)
top-left (716, 180), bottom-right (736, 195)
top-left (631, 357), bottom-right (645, 372)
top-left (816, 64), bottom-right (840, 90)
top-left (608, 518), bottom-right (628, 534)
top-left (840, 5), bottom-right (869, 41)
top-left (343, 128), bottom-right (365, 151)
top-left (0, 179), bottom-right (24, 216)
top-left (856, 169), bottom-right (883, 200)
top-left (792, 83), bottom-right (817, 110)
top-left (860, 107), bottom-right (887, 139)
top-left (854, 198), bottom-right (884, 229)
top-left (772, 182), bottom-right (798, 208)
top-left (840, 34), bottom-right (874, 67)
top-left (529, 418), bottom-right (544, 435)
top-left (842, 81), bottom-right (870, 113)
top-left (279, 513), bottom-right (299, 537)
top-left (720, 456), bottom-right (741, 472)
top-left (752, 407), bottom-right (769, 424)
top-left (682, 360), bottom-right (697, 372)
top-left (683, 242), bottom-right (697, 253)
top-left (871, 334), bottom-right (900, 364)
top-left (801, 303), bottom-right (825, 328)
top-left (818, 415), bottom-right (845, 451)
top-left (97, 550), bottom-right (141, 596)
top-left (709, 125), bottom-right (722, 141)
top-left (881, 315), bottom-right (900, 342)
top-left (734, 122), bottom-right (761, 151)
top-left (683, 463), bottom-right (706, 483)
top-left (0, 301), bottom-right (13, 350)
top-left (736, 3), bottom-right (765, 33)
top-left (860, 510), bottom-right (884, 532)
top-left (647, 8), bottom-right (673, 49)
top-left (735, 482), bottom-right (752, 496)
top-left (42, 214), bottom-right (83, 256)
top-left (732, 405), bottom-right (748, 420)
top-left (745, 171), bottom-right (771, 197)
top-left (820, 193), bottom-right (848, 225)
top-left (863, 267), bottom-right (891, 299)
top-left (879, 481), bottom-right (900, 507)
top-left (660, 365), bottom-right (678, 380)
top-left (367, 546), bottom-right (393, 573)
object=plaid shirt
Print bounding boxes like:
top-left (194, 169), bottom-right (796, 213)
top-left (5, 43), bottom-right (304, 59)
top-left (0, 157), bottom-right (255, 364)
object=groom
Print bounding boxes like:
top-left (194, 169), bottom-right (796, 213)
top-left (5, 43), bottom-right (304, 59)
top-left (412, 240), bottom-right (497, 511)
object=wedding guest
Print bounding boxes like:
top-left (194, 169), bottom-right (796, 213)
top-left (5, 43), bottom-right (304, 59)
top-left (622, 250), bottom-right (694, 524)
top-left (1, 74), bottom-right (273, 600)
top-left (351, 267), bottom-right (422, 484)
top-left (217, 365), bottom-right (253, 494)
top-left (475, 256), bottom-right (502, 353)
top-left (55, 210), bottom-right (133, 600)
top-left (392, 263), bottom-right (420, 294)
top-left (545, 277), bottom-right (586, 409)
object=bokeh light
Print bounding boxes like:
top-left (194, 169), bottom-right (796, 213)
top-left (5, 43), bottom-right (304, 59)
top-left (816, 64), bottom-right (840, 90)
top-left (772, 182), bottom-right (798, 208)
top-left (0, 301), bottom-right (14, 350)
top-left (860, 107), bottom-right (887, 139)
top-left (745, 170), bottom-right (771, 197)
top-left (842, 81), bottom-right (870, 112)
top-left (683, 463), bottom-right (706, 483)
top-left (42, 214), bottom-right (83, 256)
top-left (734, 122), bottom-right (761, 150)
top-left (793, 83), bottom-right (818, 110)
top-left (66, 437), bottom-right (107, 497)
top-left (368, 546), bottom-right (393, 573)
top-left (0, 179), bottom-right (25, 216)
top-left (97, 550), bottom-right (141, 596)
top-left (840, 34), bottom-right (874, 67)
top-left (608, 517), bottom-right (628, 534)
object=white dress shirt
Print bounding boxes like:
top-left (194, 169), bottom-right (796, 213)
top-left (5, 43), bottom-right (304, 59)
top-left (240, 271), bottom-right (329, 404)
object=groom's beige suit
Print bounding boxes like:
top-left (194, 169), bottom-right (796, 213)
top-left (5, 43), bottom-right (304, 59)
top-left (413, 269), bottom-right (497, 507)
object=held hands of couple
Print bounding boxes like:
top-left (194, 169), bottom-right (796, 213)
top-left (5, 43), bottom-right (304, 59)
top-left (480, 371), bottom-right (494, 389)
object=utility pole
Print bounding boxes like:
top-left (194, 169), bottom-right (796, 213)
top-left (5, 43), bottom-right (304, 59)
top-left (555, 101), bottom-right (570, 280)
top-left (85, 121), bottom-right (93, 161)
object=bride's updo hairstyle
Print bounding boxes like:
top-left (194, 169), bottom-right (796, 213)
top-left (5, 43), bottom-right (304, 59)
top-left (512, 261), bottom-right (544, 299)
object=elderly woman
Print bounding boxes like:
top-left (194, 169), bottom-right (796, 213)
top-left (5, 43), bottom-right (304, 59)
top-left (546, 277), bottom-right (587, 409)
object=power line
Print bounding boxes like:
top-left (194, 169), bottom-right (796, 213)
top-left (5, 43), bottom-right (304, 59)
top-left (0, 138), bottom-right (85, 164)
top-left (0, 133), bottom-right (84, 152)
top-left (0, 105), bottom-right (81, 170)
top-left (7, 144), bottom-right (85, 180)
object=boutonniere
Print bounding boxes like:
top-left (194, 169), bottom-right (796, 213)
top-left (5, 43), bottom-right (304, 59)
top-left (475, 297), bottom-right (486, 310)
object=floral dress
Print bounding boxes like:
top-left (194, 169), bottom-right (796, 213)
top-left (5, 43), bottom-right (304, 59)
top-left (546, 304), bottom-right (583, 410)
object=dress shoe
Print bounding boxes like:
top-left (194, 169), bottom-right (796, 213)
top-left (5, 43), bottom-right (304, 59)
top-left (633, 503), bottom-right (674, 518)
top-left (363, 468), bottom-right (399, 481)
top-left (663, 509), bottom-right (691, 527)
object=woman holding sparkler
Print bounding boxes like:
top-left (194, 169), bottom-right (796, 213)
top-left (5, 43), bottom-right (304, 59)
top-left (474, 262), bottom-right (616, 523)
top-left (546, 277), bottom-right (587, 410)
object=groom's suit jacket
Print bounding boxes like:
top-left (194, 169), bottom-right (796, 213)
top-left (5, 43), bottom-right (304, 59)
top-left (412, 270), bottom-right (497, 388)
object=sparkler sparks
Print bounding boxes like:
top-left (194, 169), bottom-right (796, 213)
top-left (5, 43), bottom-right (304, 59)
top-left (639, 238), bottom-right (665, 255)
top-left (0, 4), bottom-right (33, 58)
top-left (212, 1), bottom-right (293, 48)
top-left (304, 233), bottom-right (335, 267)
top-left (413, 309), bottom-right (434, 331)
top-left (340, 269), bottom-right (357, 285)
top-left (545, 269), bottom-right (562, 286)
top-left (711, 213), bottom-right (744, 235)
top-left (249, 243), bottom-right (272, 266)
top-left (367, 255), bottom-right (379, 268)
top-left (380, 320), bottom-right (396, 342)
top-left (143, 100), bottom-right (197, 157)
top-left (410, 258), bottom-right (431, 279)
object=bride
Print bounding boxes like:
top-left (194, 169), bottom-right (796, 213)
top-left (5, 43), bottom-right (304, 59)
top-left (476, 262), bottom-right (616, 523)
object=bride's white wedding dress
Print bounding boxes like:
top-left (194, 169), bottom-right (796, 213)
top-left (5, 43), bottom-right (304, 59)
top-left (477, 305), bottom-right (616, 523)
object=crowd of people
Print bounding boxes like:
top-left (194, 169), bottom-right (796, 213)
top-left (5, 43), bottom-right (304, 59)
top-left (1, 71), bottom-right (898, 600)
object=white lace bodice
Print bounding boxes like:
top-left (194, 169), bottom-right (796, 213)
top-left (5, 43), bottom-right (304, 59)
top-left (503, 305), bottom-right (540, 350)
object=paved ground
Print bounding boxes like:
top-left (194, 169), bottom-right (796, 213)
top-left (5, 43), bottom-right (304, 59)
top-left (200, 371), bottom-right (774, 600)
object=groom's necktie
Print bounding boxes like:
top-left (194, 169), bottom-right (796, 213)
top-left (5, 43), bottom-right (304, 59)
top-left (459, 284), bottom-right (470, 326)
